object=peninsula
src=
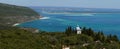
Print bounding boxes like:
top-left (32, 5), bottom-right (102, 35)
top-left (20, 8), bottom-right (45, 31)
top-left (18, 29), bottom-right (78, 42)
top-left (0, 3), bottom-right (40, 26)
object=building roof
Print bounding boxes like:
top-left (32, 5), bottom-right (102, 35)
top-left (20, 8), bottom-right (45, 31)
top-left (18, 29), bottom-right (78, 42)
top-left (76, 25), bottom-right (81, 30)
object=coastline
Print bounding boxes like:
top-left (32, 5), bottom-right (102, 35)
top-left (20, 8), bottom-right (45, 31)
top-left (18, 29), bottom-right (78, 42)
top-left (12, 16), bottom-right (42, 26)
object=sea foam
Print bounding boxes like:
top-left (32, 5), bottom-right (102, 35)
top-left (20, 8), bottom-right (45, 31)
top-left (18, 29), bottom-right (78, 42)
top-left (39, 17), bottom-right (50, 19)
top-left (13, 23), bottom-right (20, 26)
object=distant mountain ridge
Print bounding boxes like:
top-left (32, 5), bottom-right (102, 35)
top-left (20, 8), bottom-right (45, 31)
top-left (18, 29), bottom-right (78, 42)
top-left (30, 6), bottom-right (120, 13)
top-left (0, 3), bottom-right (40, 26)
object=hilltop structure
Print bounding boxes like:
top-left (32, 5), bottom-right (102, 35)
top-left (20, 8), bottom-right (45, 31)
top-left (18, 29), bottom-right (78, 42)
top-left (76, 25), bottom-right (81, 34)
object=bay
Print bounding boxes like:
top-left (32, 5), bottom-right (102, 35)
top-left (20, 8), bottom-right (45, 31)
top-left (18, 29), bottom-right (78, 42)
top-left (18, 8), bottom-right (120, 38)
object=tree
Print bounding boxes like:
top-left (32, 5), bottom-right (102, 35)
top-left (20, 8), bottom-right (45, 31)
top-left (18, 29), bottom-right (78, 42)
top-left (82, 27), bottom-right (87, 35)
top-left (87, 28), bottom-right (95, 37)
top-left (112, 35), bottom-right (119, 41)
top-left (65, 26), bottom-right (75, 36)
top-left (94, 31), bottom-right (105, 42)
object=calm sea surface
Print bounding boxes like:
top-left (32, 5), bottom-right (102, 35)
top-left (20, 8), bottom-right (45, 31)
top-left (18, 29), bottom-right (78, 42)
top-left (18, 9), bottom-right (120, 38)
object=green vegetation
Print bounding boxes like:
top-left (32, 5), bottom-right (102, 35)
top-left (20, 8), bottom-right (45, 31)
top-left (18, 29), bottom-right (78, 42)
top-left (0, 3), bottom-right (39, 16)
top-left (0, 3), bottom-right (40, 26)
top-left (0, 26), bottom-right (120, 49)
top-left (0, 3), bottom-right (120, 49)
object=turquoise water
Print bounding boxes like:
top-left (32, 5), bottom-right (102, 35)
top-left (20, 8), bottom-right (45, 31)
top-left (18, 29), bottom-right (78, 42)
top-left (19, 10), bottom-right (120, 38)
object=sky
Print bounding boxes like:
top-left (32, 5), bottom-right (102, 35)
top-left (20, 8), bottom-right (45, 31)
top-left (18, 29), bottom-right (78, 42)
top-left (0, 0), bottom-right (120, 9)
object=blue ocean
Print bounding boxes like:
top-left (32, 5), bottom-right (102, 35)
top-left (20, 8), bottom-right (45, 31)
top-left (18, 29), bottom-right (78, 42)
top-left (19, 8), bottom-right (120, 38)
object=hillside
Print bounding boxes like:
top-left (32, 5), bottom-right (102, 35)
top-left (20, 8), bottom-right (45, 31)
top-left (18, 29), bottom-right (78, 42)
top-left (0, 26), bottom-right (120, 49)
top-left (0, 3), bottom-right (40, 26)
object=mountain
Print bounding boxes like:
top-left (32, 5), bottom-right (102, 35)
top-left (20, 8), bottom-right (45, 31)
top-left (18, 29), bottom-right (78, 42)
top-left (30, 6), bottom-right (120, 13)
top-left (0, 3), bottom-right (40, 26)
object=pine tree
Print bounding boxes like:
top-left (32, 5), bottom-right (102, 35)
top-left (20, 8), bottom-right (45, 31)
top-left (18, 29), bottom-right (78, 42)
top-left (82, 27), bottom-right (87, 35)
top-left (65, 26), bottom-right (74, 36)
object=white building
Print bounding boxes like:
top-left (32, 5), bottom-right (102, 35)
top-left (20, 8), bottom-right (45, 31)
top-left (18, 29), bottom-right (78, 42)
top-left (76, 25), bottom-right (81, 34)
top-left (63, 47), bottom-right (70, 49)
top-left (62, 45), bottom-right (70, 49)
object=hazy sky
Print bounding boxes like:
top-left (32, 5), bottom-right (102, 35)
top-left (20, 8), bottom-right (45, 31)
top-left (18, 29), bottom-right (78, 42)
top-left (0, 0), bottom-right (120, 9)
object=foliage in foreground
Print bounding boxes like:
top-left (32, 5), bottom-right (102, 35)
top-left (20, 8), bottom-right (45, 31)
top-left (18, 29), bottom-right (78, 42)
top-left (0, 26), bottom-right (120, 49)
